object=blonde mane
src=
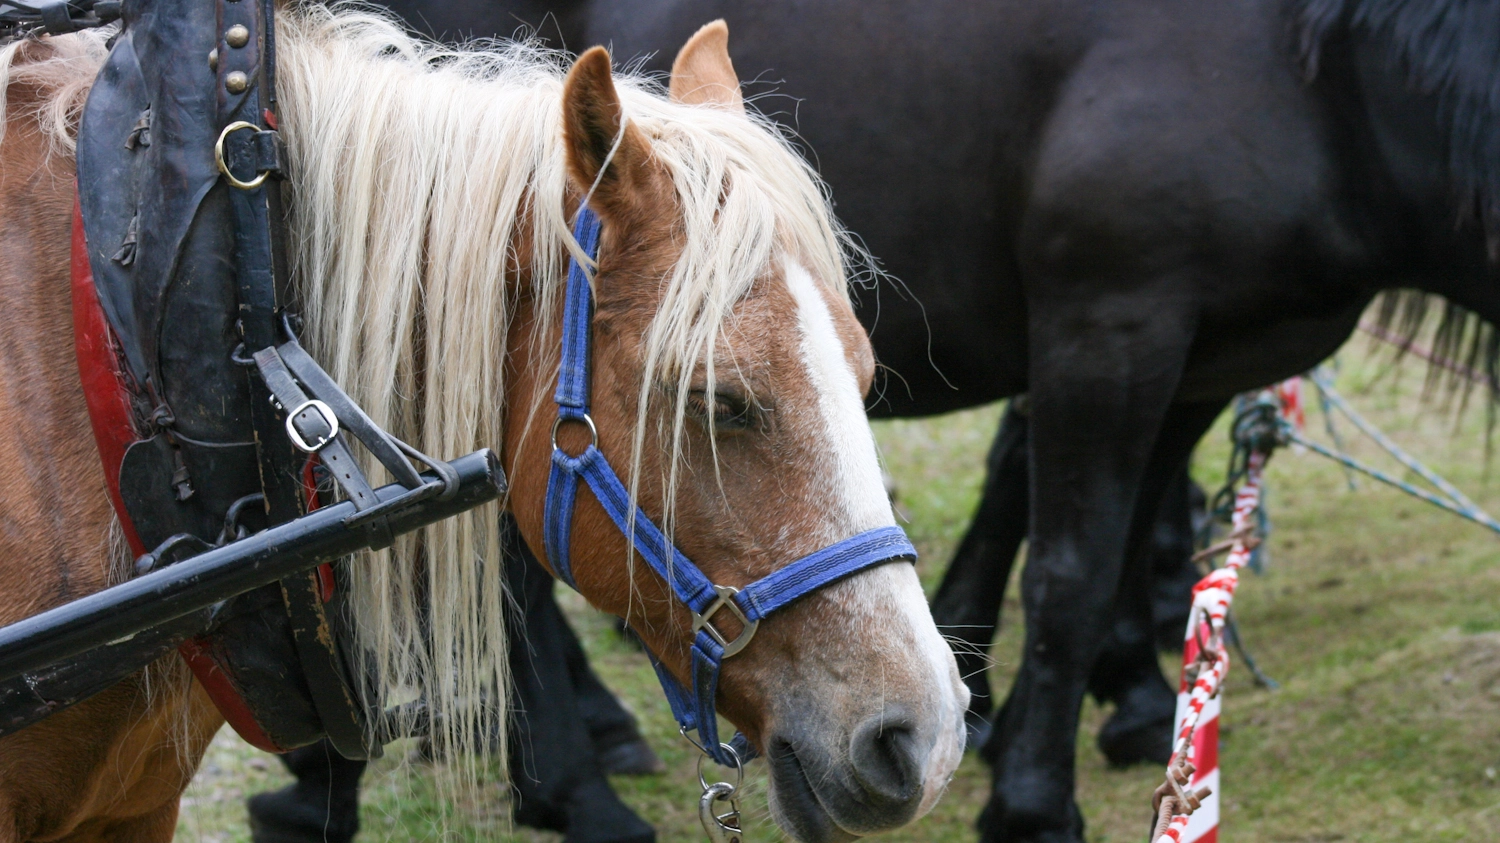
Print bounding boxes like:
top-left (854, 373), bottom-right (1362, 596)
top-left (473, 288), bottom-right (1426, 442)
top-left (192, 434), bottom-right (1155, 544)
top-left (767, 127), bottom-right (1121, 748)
top-left (1, 1), bottom-right (865, 782)
top-left (0, 27), bottom-right (109, 153)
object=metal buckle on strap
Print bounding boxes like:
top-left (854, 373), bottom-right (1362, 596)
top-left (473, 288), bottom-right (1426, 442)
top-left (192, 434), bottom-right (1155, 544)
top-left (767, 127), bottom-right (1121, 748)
top-left (693, 585), bottom-right (759, 658)
top-left (286, 399), bottom-right (338, 452)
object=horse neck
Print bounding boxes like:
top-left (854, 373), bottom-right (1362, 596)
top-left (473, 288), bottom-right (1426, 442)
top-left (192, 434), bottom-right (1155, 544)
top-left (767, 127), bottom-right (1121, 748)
top-left (0, 108), bottom-right (123, 616)
top-left (0, 83), bottom-right (222, 812)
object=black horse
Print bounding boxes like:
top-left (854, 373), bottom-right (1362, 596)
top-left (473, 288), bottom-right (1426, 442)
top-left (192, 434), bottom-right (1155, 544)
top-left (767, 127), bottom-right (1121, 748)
top-left (379, 1), bottom-right (1500, 840)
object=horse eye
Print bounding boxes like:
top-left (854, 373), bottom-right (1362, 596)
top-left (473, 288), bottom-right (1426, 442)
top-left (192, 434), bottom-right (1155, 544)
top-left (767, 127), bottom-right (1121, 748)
top-left (687, 389), bottom-right (754, 432)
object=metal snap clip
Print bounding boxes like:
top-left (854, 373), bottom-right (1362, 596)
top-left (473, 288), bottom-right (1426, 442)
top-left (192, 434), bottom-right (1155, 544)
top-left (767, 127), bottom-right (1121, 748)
top-left (698, 781), bottom-right (744, 843)
top-left (696, 743), bottom-right (746, 843)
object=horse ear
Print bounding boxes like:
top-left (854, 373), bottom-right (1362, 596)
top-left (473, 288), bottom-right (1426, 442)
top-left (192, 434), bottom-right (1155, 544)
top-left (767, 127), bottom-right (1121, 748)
top-left (562, 47), bottom-right (657, 218)
top-left (669, 20), bottom-right (744, 112)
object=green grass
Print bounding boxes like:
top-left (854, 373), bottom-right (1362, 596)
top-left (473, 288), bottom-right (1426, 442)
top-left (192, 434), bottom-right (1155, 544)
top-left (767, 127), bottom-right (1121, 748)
top-left (178, 333), bottom-right (1500, 842)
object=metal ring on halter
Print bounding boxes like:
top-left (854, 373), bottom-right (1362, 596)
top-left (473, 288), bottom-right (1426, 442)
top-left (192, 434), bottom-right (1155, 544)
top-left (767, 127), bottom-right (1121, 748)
top-left (550, 413), bottom-right (598, 456)
top-left (214, 121), bottom-right (270, 190)
top-left (696, 741), bottom-right (744, 792)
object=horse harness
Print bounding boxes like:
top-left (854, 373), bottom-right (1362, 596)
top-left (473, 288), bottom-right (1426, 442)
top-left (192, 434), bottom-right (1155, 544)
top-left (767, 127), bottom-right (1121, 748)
top-left (0, 0), bottom-right (503, 758)
top-left (545, 209), bottom-right (919, 836)
top-left (2, 3), bottom-right (922, 815)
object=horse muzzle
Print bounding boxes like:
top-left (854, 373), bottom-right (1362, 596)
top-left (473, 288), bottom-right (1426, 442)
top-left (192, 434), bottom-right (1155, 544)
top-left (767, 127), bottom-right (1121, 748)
top-left (756, 566), bottom-right (968, 842)
top-left (764, 711), bottom-right (920, 842)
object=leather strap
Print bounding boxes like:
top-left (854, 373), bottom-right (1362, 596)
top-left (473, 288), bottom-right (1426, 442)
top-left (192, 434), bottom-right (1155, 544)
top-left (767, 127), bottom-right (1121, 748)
top-left (218, 0), bottom-right (376, 759)
top-left (278, 339), bottom-right (425, 489)
top-left (253, 347), bottom-right (379, 512)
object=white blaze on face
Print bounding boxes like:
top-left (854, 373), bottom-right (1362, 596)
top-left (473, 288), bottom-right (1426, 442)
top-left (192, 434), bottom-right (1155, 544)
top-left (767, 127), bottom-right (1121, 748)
top-left (784, 259), bottom-right (968, 819)
top-left (784, 260), bottom-right (895, 539)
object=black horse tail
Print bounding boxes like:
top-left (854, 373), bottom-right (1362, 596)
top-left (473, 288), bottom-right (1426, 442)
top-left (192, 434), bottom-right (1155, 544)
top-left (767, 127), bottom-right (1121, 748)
top-left (1298, 0), bottom-right (1500, 432)
top-left (1370, 291), bottom-right (1500, 431)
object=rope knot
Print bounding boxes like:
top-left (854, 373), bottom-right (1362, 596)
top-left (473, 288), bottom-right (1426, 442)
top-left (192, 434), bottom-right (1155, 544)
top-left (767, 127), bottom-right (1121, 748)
top-left (1151, 760), bottom-right (1214, 841)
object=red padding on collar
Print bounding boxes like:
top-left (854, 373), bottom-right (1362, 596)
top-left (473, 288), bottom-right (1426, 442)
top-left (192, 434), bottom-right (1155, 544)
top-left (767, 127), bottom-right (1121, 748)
top-left (71, 196), bottom-right (286, 754)
top-left (71, 197), bottom-right (143, 556)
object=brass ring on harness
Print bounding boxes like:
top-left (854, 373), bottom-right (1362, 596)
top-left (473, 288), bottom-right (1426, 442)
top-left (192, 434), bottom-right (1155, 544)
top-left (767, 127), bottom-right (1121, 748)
top-left (215, 121), bottom-right (270, 190)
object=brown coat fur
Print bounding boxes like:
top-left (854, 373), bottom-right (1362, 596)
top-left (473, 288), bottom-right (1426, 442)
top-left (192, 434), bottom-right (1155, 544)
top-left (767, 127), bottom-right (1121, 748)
top-left (0, 63), bottom-right (220, 843)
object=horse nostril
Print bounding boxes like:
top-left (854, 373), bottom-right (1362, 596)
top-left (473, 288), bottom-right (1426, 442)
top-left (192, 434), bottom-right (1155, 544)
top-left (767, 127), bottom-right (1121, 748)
top-left (849, 707), bottom-right (924, 808)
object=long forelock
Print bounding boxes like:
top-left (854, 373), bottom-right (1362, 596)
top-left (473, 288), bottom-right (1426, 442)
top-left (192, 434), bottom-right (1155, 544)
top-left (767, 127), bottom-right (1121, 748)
top-left (623, 96), bottom-right (858, 554)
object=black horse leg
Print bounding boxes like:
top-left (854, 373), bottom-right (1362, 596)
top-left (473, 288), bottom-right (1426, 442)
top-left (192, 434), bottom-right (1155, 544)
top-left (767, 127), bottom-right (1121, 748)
top-left (982, 391), bottom-right (1222, 842)
top-left (1088, 459), bottom-right (1198, 768)
top-left (935, 400), bottom-right (1202, 761)
top-left (247, 517), bottom-right (655, 843)
top-left (930, 399), bottom-right (1031, 744)
top-left (247, 740), bottom-right (365, 843)
top-left (550, 560), bottom-right (664, 776)
top-left (504, 529), bottom-right (656, 843)
top-left (978, 298), bottom-right (1203, 842)
top-left (1149, 468), bottom-right (1204, 651)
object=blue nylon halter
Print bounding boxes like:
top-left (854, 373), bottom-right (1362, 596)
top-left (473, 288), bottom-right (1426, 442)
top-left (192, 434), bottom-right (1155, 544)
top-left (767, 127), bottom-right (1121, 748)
top-left (543, 207), bottom-right (917, 766)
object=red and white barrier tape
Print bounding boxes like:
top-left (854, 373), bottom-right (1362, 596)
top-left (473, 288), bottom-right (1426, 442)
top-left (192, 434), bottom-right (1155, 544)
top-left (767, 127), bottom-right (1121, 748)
top-left (1153, 379), bottom-right (1297, 843)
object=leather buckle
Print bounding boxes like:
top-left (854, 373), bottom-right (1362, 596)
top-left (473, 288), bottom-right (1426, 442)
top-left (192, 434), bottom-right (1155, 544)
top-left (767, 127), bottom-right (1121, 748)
top-left (286, 399), bottom-right (338, 452)
top-left (693, 585), bottom-right (759, 658)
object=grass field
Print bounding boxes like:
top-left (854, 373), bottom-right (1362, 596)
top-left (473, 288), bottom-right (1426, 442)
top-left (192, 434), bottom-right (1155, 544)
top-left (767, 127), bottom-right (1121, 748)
top-left (178, 332), bottom-right (1500, 842)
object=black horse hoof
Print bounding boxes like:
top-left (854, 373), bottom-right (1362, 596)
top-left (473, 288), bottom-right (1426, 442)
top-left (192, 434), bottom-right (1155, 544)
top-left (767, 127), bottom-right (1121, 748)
top-left (596, 739), bottom-right (666, 776)
top-left (1096, 709), bottom-right (1174, 768)
top-left (514, 777), bottom-right (656, 843)
top-left (976, 796), bottom-right (1086, 843)
top-left (247, 786), bottom-right (359, 843)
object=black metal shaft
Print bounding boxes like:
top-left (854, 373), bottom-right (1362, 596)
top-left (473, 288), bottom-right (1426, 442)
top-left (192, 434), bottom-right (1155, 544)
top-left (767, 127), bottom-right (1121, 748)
top-left (0, 450), bottom-right (504, 684)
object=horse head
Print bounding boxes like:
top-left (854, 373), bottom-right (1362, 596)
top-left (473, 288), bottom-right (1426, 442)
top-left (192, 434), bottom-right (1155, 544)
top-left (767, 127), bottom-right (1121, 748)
top-left (278, 10), bottom-right (964, 837)
top-left (500, 23), bottom-right (969, 842)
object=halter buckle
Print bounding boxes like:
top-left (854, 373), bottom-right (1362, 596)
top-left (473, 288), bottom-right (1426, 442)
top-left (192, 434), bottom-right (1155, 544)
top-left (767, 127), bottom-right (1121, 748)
top-left (693, 585), bottom-right (759, 658)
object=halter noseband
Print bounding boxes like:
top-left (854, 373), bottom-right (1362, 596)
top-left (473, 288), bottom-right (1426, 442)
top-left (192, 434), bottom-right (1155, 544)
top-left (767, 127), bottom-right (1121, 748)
top-left (543, 208), bottom-right (917, 765)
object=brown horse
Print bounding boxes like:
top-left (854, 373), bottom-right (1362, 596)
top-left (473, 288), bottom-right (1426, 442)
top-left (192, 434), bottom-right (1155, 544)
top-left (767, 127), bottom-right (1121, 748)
top-left (0, 9), bottom-right (965, 843)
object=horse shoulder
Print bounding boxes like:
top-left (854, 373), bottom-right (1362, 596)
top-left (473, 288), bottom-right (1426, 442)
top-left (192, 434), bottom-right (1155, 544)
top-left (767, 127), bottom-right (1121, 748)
top-left (0, 75), bottom-right (220, 843)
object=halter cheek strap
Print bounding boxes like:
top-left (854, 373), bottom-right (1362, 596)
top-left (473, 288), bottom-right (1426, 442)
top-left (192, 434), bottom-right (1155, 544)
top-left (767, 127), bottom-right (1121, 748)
top-left (543, 207), bottom-right (917, 766)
